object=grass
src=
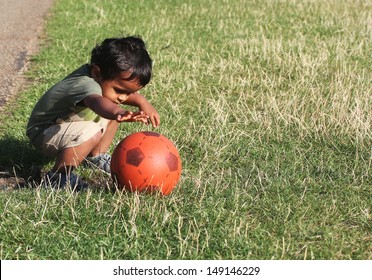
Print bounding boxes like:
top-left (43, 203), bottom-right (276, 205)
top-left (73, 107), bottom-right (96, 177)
top-left (0, 0), bottom-right (371, 259)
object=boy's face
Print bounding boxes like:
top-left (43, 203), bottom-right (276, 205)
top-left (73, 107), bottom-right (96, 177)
top-left (93, 68), bottom-right (143, 104)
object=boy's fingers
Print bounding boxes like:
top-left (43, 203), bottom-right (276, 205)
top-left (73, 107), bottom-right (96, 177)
top-left (149, 115), bottom-right (160, 128)
top-left (149, 117), bottom-right (156, 128)
top-left (126, 111), bottom-right (149, 123)
top-left (117, 111), bottom-right (133, 121)
top-left (117, 111), bottom-right (153, 124)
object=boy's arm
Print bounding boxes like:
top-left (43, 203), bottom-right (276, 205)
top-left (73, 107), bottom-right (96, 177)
top-left (82, 94), bottom-right (149, 123)
top-left (123, 92), bottom-right (160, 128)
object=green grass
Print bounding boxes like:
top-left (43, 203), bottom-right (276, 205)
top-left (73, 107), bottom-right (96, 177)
top-left (0, 0), bottom-right (371, 259)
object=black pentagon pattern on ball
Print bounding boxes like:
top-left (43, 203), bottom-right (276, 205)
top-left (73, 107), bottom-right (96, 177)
top-left (126, 147), bottom-right (145, 167)
top-left (166, 152), bottom-right (179, 171)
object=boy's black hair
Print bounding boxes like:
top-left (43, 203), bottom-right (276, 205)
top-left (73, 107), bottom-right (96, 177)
top-left (90, 36), bottom-right (152, 86)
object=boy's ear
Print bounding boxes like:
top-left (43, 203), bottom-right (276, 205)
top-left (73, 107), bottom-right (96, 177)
top-left (91, 65), bottom-right (102, 81)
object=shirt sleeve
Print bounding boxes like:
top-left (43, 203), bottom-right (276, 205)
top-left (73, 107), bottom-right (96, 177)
top-left (69, 76), bottom-right (102, 107)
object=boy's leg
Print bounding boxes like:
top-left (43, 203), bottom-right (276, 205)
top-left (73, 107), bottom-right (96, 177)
top-left (41, 121), bottom-right (105, 173)
top-left (38, 121), bottom-right (105, 189)
top-left (83, 120), bottom-right (119, 174)
top-left (89, 120), bottom-right (119, 156)
top-left (52, 130), bottom-right (102, 173)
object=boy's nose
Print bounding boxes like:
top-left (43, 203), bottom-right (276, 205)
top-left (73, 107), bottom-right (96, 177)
top-left (117, 95), bottom-right (128, 103)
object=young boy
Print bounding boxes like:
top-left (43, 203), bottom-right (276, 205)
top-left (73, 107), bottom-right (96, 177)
top-left (26, 36), bottom-right (159, 190)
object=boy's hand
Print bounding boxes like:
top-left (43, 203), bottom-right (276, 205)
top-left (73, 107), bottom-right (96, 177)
top-left (122, 92), bottom-right (160, 128)
top-left (116, 111), bottom-right (149, 124)
top-left (138, 102), bottom-right (160, 128)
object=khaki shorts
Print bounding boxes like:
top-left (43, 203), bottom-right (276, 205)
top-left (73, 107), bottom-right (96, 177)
top-left (37, 120), bottom-right (109, 157)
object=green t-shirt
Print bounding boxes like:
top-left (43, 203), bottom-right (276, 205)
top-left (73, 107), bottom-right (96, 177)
top-left (26, 64), bottom-right (102, 142)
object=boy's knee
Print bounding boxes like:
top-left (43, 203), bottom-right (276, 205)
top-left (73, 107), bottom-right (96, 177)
top-left (90, 129), bottom-right (103, 144)
top-left (40, 121), bottom-right (105, 157)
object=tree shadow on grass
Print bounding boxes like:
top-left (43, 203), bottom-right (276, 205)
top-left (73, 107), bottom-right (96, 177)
top-left (0, 134), bottom-right (51, 190)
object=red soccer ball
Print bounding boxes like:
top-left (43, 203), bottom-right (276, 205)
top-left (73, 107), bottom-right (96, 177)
top-left (110, 131), bottom-right (182, 195)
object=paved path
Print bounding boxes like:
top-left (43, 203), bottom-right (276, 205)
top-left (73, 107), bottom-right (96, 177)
top-left (0, 0), bottom-right (54, 112)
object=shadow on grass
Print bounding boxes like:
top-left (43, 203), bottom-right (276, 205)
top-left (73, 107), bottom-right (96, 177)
top-left (0, 135), bottom-right (51, 190)
top-left (0, 134), bottom-right (117, 192)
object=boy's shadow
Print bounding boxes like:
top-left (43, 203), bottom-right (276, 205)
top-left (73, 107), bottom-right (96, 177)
top-left (0, 135), bottom-right (51, 190)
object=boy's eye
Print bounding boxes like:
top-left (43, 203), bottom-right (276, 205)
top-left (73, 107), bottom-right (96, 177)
top-left (114, 88), bottom-right (130, 94)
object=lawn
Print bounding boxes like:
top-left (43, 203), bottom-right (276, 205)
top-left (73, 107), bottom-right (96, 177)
top-left (0, 0), bottom-right (371, 259)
